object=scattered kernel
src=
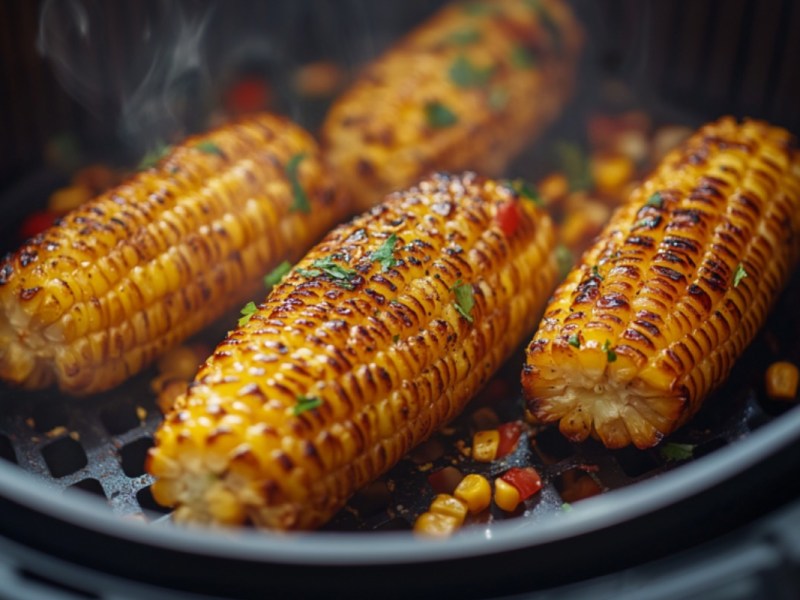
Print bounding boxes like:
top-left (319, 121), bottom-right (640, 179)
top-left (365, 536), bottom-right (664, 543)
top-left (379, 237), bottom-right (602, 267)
top-left (472, 429), bottom-right (500, 462)
top-left (765, 361), bottom-right (799, 401)
top-left (454, 473), bottom-right (491, 513)
top-left (494, 477), bottom-right (521, 512)
top-left (414, 511), bottom-right (460, 538)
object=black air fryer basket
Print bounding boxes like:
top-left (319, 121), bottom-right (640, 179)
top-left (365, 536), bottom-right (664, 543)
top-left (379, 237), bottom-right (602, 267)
top-left (1, 1), bottom-right (800, 598)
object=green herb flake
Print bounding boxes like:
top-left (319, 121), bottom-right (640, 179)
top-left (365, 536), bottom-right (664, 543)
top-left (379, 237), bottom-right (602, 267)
top-left (448, 28), bottom-right (482, 45)
top-left (452, 279), bottom-right (475, 323)
top-left (286, 153), bottom-right (311, 214)
top-left (194, 141), bottom-right (224, 156)
top-left (138, 143), bottom-right (172, 170)
top-left (632, 215), bottom-right (662, 231)
top-left (645, 192), bottom-right (664, 208)
top-left (425, 101), bottom-right (459, 129)
top-left (371, 233), bottom-right (399, 271)
top-left (488, 87), bottom-right (509, 111)
top-left (264, 260), bottom-right (292, 290)
top-left (293, 395), bottom-right (323, 416)
top-left (511, 44), bottom-right (537, 69)
top-left (449, 55), bottom-right (494, 89)
top-left (297, 255), bottom-right (359, 290)
top-left (238, 301), bottom-right (258, 326)
top-left (567, 333), bottom-right (581, 348)
top-left (555, 245), bottom-right (573, 280)
top-left (555, 141), bottom-right (592, 192)
top-left (660, 442), bottom-right (695, 462)
top-left (591, 264), bottom-right (604, 281)
top-left (733, 263), bottom-right (748, 287)
top-left (510, 178), bottom-right (543, 206)
top-left (392, 334), bottom-right (400, 344)
top-left (602, 339), bottom-right (617, 363)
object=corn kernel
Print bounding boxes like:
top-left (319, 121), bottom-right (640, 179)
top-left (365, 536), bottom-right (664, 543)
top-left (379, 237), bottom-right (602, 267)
top-left (48, 185), bottom-right (92, 214)
top-left (413, 511), bottom-right (460, 538)
top-left (494, 477), bottom-right (521, 512)
top-left (430, 493), bottom-right (467, 525)
top-left (765, 361), bottom-right (799, 401)
top-left (472, 429), bottom-right (500, 462)
top-left (454, 474), bottom-right (491, 514)
top-left (539, 173), bottom-right (569, 203)
top-left (590, 153), bottom-right (635, 195)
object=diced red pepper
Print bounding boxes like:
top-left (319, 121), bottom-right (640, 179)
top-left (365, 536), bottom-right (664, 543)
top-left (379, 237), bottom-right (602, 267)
top-left (19, 210), bottom-right (57, 240)
top-left (500, 467), bottom-right (542, 501)
top-left (496, 200), bottom-right (522, 237)
top-left (225, 77), bottom-right (271, 114)
top-left (496, 421), bottom-right (523, 458)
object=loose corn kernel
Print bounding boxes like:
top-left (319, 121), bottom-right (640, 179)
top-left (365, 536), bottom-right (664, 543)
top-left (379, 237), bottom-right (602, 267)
top-left (472, 430), bottom-right (500, 463)
top-left (413, 511), bottom-right (460, 538)
top-left (494, 477), bottom-right (521, 512)
top-left (539, 173), bottom-right (570, 203)
top-left (454, 474), bottom-right (491, 514)
top-left (590, 152), bottom-right (635, 195)
top-left (48, 185), bottom-right (92, 213)
top-left (429, 494), bottom-right (468, 525)
top-left (765, 361), bottom-right (799, 401)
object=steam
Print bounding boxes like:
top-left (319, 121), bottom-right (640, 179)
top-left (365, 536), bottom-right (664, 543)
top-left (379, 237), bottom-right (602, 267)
top-left (37, 0), bottom-right (215, 153)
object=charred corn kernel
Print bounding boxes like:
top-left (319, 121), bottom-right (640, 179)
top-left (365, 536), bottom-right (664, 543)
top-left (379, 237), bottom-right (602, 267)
top-left (523, 118), bottom-right (800, 449)
top-left (322, 0), bottom-right (582, 212)
top-left (0, 113), bottom-right (346, 395)
top-left (472, 429), bottom-right (500, 462)
top-left (47, 185), bottom-right (93, 214)
top-left (414, 511), bottom-right (460, 538)
top-left (454, 474), bottom-right (491, 514)
top-left (590, 153), bottom-right (635, 195)
top-left (148, 172), bottom-right (557, 530)
top-left (765, 361), bottom-right (799, 401)
top-left (494, 477), bottom-right (521, 512)
top-left (430, 493), bottom-right (468, 525)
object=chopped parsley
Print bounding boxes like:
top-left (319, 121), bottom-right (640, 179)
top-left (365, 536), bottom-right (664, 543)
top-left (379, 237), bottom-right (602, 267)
top-left (555, 245), bottom-right (573, 280)
top-left (449, 55), bottom-right (494, 88)
top-left (425, 100), bottom-right (459, 128)
top-left (286, 153), bottom-right (311, 214)
top-left (733, 263), bottom-right (748, 287)
top-left (511, 45), bottom-right (537, 69)
top-left (591, 264), bottom-right (604, 281)
top-left (371, 233), bottom-right (399, 271)
top-left (603, 339), bottom-right (617, 362)
top-left (567, 333), bottom-right (581, 348)
top-left (392, 334), bottom-right (400, 345)
top-left (660, 442), bottom-right (695, 461)
top-left (555, 141), bottom-right (592, 191)
top-left (448, 28), bottom-right (482, 45)
top-left (138, 142), bottom-right (172, 170)
top-left (238, 301), bottom-right (258, 326)
top-left (264, 261), bottom-right (291, 290)
top-left (194, 141), bottom-right (224, 156)
top-left (297, 255), bottom-right (358, 289)
top-left (632, 215), bottom-right (662, 231)
top-left (293, 395), bottom-right (323, 416)
top-left (488, 87), bottom-right (509, 111)
top-left (509, 178), bottom-right (543, 206)
top-left (645, 192), bottom-right (664, 208)
top-left (452, 279), bottom-right (475, 323)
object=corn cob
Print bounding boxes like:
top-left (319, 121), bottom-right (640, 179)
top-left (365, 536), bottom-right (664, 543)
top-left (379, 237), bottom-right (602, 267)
top-left (147, 172), bottom-right (557, 530)
top-left (321, 0), bottom-right (582, 212)
top-left (0, 114), bottom-right (346, 395)
top-left (522, 118), bottom-right (800, 449)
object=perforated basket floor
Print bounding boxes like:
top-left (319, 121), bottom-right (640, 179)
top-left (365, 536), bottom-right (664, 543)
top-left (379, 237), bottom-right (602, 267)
top-left (1, 269), bottom-right (797, 532)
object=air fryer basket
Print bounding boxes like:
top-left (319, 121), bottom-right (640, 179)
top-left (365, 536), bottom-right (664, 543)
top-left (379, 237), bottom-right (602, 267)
top-left (1, 0), bottom-right (800, 598)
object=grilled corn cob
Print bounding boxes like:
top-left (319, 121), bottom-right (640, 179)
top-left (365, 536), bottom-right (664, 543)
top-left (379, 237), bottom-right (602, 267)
top-left (148, 172), bottom-right (557, 530)
top-left (522, 118), bottom-right (800, 449)
top-left (321, 0), bottom-right (582, 212)
top-left (0, 114), bottom-right (346, 395)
